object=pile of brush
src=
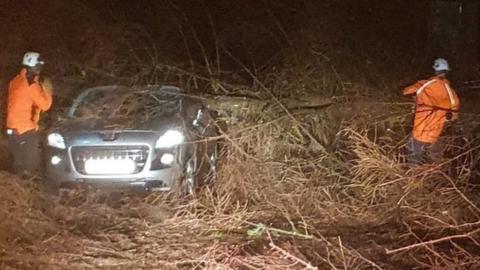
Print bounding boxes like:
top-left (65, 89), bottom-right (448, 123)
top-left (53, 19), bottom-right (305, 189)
top-left (2, 75), bottom-right (480, 269)
top-left (1, 28), bottom-right (480, 267)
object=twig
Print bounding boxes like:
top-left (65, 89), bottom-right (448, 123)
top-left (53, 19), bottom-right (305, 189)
top-left (267, 232), bottom-right (318, 270)
top-left (165, 0), bottom-right (199, 89)
top-left (338, 237), bottom-right (347, 270)
top-left (440, 171), bottom-right (480, 213)
top-left (385, 228), bottom-right (480, 254)
top-left (346, 246), bottom-right (384, 270)
top-left (222, 47), bottom-right (327, 154)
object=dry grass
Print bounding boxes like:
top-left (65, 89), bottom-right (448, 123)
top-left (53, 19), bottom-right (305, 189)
top-left (2, 87), bottom-right (480, 269)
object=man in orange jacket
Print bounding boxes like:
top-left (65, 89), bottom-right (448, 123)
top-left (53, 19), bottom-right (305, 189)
top-left (403, 58), bottom-right (460, 163)
top-left (6, 52), bottom-right (53, 177)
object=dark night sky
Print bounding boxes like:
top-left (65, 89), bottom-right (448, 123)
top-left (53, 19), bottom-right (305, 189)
top-left (0, 0), bottom-right (477, 87)
top-left (0, 1), bottom-right (429, 56)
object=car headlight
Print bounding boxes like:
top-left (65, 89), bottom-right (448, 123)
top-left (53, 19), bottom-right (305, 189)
top-left (47, 133), bottom-right (66, 149)
top-left (155, 130), bottom-right (184, 148)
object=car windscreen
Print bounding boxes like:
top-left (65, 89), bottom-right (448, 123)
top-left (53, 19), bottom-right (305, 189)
top-left (69, 87), bottom-right (183, 124)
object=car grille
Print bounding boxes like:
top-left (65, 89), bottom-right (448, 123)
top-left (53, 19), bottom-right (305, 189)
top-left (71, 145), bottom-right (150, 175)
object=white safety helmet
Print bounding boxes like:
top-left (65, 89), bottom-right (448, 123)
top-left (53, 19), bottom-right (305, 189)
top-left (22, 52), bottom-right (45, 67)
top-left (433, 58), bottom-right (449, 72)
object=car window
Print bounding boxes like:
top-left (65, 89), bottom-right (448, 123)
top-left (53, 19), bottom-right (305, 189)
top-left (70, 87), bottom-right (183, 121)
top-left (71, 89), bottom-right (114, 118)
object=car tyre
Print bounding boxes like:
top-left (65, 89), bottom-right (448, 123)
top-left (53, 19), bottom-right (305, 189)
top-left (185, 158), bottom-right (195, 195)
top-left (204, 143), bottom-right (219, 185)
top-left (170, 158), bottom-right (196, 197)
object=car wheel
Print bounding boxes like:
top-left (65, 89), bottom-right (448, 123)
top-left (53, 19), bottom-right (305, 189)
top-left (185, 158), bottom-right (195, 195)
top-left (205, 143), bottom-right (219, 184)
top-left (171, 158), bottom-right (196, 197)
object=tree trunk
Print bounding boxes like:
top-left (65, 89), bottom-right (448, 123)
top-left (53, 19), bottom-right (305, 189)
top-left (427, 0), bottom-right (479, 78)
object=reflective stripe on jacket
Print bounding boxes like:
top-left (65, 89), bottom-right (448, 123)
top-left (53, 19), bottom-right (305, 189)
top-left (6, 69), bottom-right (52, 134)
top-left (403, 75), bottom-right (460, 144)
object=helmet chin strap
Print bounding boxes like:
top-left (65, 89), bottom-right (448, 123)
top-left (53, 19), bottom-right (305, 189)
top-left (435, 70), bottom-right (448, 77)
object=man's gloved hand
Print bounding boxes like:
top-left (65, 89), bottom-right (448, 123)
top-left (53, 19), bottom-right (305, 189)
top-left (446, 111), bottom-right (460, 122)
top-left (446, 112), bottom-right (453, 121)
top-left (40, 77), bottom-right (53, 96)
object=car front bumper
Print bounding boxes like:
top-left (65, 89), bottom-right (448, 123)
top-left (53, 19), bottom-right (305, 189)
top-left (46, 164), bottom-right (179, 190)
top-left (45, 145), bottom-right (183, 190)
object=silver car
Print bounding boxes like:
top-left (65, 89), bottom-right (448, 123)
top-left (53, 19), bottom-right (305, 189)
top-left (44, 85), bottom-right (218, 193)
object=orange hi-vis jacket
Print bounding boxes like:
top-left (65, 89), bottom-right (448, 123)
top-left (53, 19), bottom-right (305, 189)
top-left (403, 75), bottom-right (460, 144)
top-left (6, 69), bottom-right (52, 135)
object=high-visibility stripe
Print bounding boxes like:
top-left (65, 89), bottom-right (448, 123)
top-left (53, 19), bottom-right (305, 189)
top-left (416, 79), bottom-right (457, 108)
top-left (416, 79), bottom-right (437, 95)
top-left (444, 83), bottom-right (456, 106)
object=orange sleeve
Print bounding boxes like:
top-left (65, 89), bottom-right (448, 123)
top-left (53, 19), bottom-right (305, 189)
top-left (452, 91), bottom-right (460, 111)
top-left (451, 88), bottom-right (460, 120)
top-left (402, 81), bottom-right (424, 96)
top-left (29, 82), bottom-right (52, 111)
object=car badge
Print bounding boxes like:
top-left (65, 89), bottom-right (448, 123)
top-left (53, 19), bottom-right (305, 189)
top-left (100, 132), bottom-right (119, 141)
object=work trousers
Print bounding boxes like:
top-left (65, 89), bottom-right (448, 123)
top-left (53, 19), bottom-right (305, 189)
top-left (406, 136), bottom-right (442, 164)
top-left (7, 130), bottom-right (42, 177)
